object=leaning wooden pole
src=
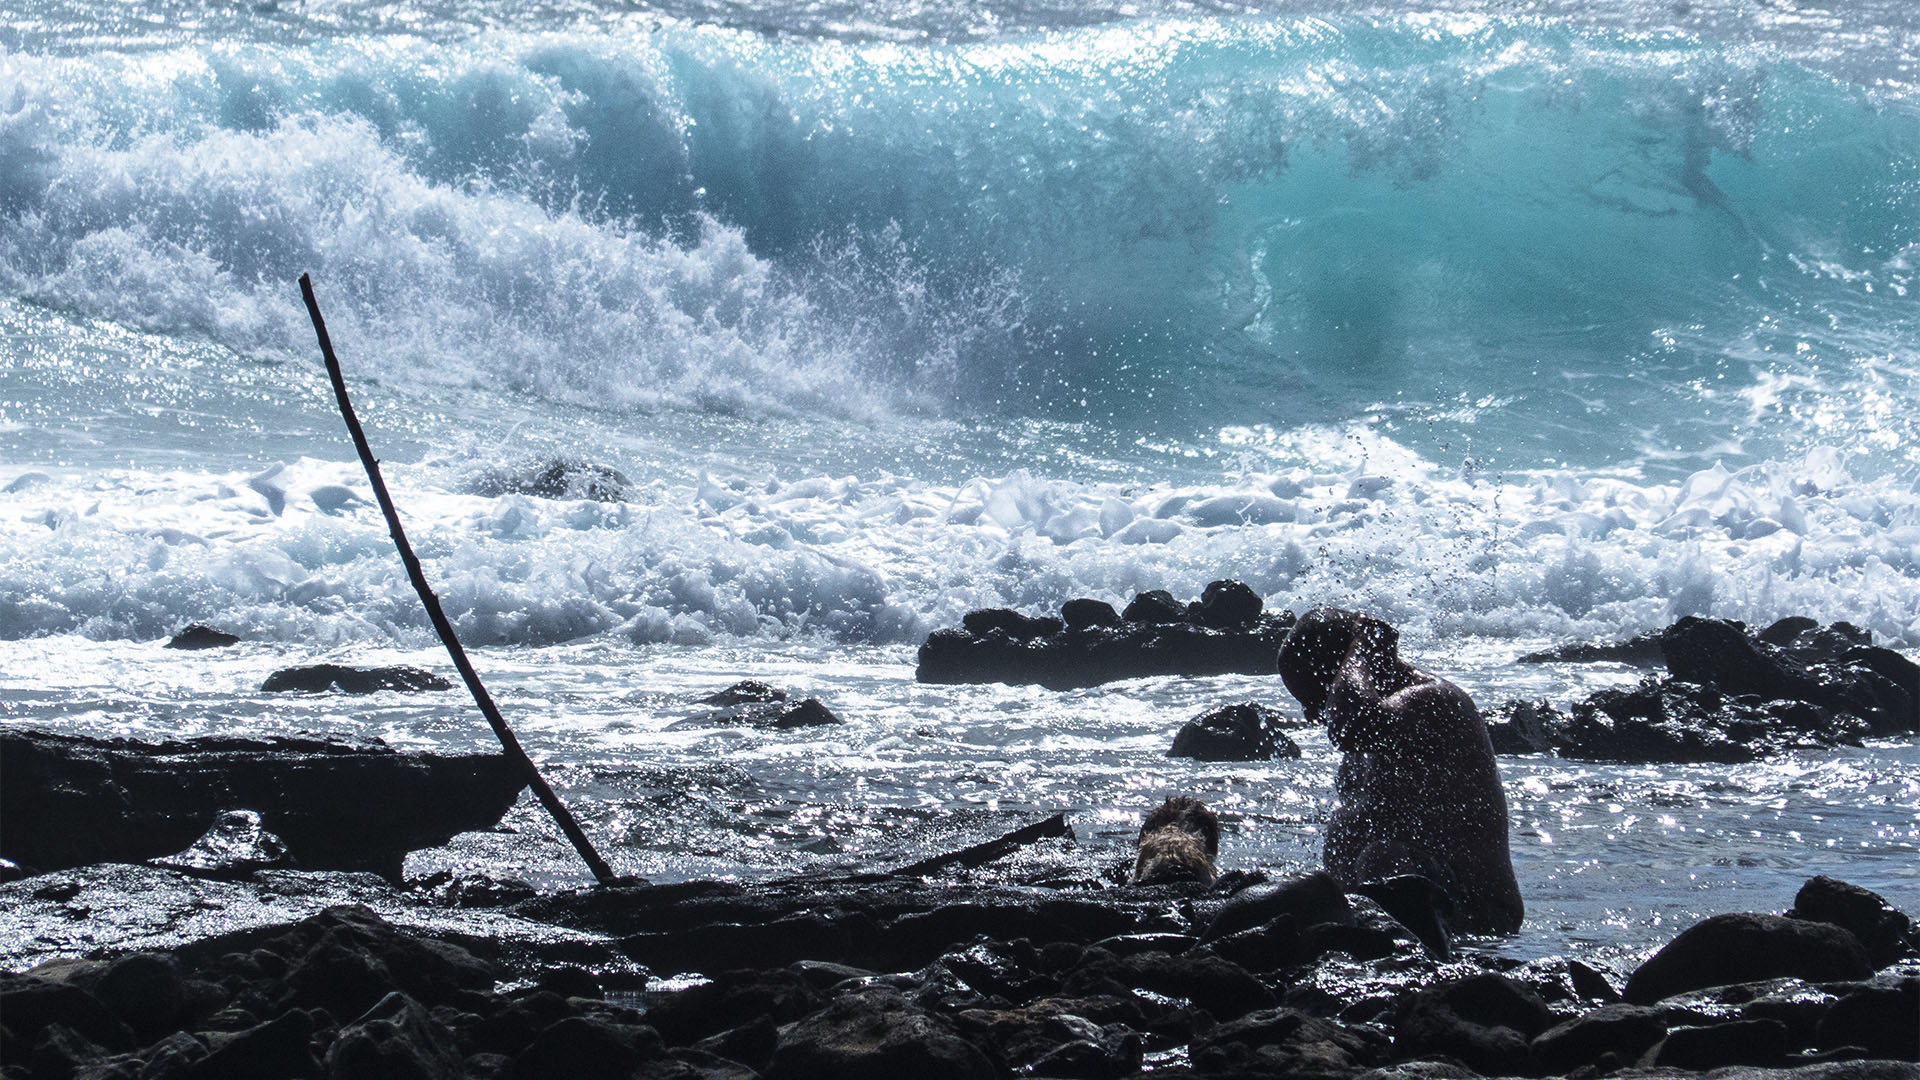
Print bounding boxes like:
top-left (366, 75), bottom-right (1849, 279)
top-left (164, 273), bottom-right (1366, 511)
top-left (299, 273), bottom-right (617, 886)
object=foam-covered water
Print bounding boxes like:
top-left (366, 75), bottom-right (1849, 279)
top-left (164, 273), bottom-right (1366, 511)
top-left (1, 0), bottom-right (1915, 959)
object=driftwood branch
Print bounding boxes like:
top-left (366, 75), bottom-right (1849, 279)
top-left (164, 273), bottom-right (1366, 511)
top-left (891, 812), bottom-right (1072, 878)
top-left (298, 273), bottom-right (616, 887)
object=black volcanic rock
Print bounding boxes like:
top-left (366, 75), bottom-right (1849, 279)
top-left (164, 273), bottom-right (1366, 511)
top-left (262, 664), bottom-right (453, 694)
top-left (1624, 913), bottom-right (1874, 1004)
top-left (1788, 876), bottom-right (1919, 968)
top-left (0, 729), bottom-right (525, 878)
top-left (1558, 677), bottom-right (1864, 763)
top-left (701, 680), bottom-right (789, 706)
top-left (1121, 589), bottom-right (1187, 624)
top-left (1195, 579), bottom-right (1264, 629)
top-left (1168, 702), bottom-right (1301, 761)
top-left (1394, 973), bottom-right (1555, 1076)
top-left (1494, 616), bottom-right (1915, 763)
top-left (1061, 597), bottom-right (1123, 631)
top-left (166, 624), bottom-right (241, 650)
top-left (918, 584), bottom-right (1295, 690)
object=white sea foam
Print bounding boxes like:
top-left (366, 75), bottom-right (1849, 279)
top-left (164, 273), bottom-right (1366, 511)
top-left (3, 434), bottom-right (1914, 650)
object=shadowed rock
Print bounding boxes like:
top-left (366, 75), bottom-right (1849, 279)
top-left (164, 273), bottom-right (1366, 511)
top-left (1499, 617), bottom-right (1919, 763)
top-left (262, 664), bottom-right (453, 694)
top-left (0, 729), bottom-right (525, 878)
top-left (1624, 913), bottom-right (1874, 1004)
top-left (918, 582), bottom-right (1295, 690)
top-left (166, 624), bottom-right (241, 650)
top-left (1168, 702), bottom-right (1301, 762)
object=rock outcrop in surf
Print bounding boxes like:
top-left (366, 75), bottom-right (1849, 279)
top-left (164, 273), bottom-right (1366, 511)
top-left (915, 581), bottom-right (1295, 689)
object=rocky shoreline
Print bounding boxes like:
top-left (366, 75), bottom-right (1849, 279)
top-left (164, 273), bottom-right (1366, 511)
top-left (3, 602), bottom-right (1917, 1079)
top-left (3, 852), bottom-right (1915, 1080)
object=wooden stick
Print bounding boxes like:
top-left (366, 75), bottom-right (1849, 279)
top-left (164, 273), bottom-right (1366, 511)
top-left (299, 273), bottom-right (617, 886)
top-left (890, 812), bottom-right (1072, 878)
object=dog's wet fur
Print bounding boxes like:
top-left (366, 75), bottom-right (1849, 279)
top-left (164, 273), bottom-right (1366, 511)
top-left (1130, 796), bottom-right (1220, 886)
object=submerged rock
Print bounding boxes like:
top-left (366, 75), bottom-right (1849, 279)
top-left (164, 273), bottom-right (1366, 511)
top-left (684, 682), bottom-right (845, 730)
top-left (467, 457), bottom-right (635, 502)
top-left (261, 663), bottom-right (453, 694)
top-left (917, 581), bottom-right (1295, 689)
top-left (0, 729), bottom-right (524, 877)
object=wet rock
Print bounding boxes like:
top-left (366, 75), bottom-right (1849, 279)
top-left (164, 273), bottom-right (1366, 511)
top-left (153, 809), bottom-right (292, 879)
top-left (935, 938), bottom-right (1059, 1004)
top-left (1560, 678), bottom-right (1863, 763)
top-left (1529, 1003), bottom-right (1667, 1074)
top-left (686, 1014), bottom-right (778, 1074)
top-left (273, 905), bottom-right (497, 1019)
top-left (0, 975), bottom-right (136, 1063)
top-left (167, 624), bottom-right (241, 650)
top-left (468, 458), bottom-right (635, 503)
top-left (324, 991), bottom-right (466, 1080)
top-left (28, 1022), bottom-right (116, 1080)
top-left (1190, 1007), bottom-right (1384, 1078)
top-left (645, 968), bottom-right (823, 1047)
top-left (1662, 617), bottom-right (1919, 735)
top-left (1197, 871), bottom-right (1352, 945)
top-left (262, 664), bottom-right (453, 694)
top-left (1484, 700), bottom-right (1562, 755)
top-left (1503, 617), bottom-right (1918, 763)
top-left (918, 585), bottom-right (1295, 689)
top-left (765, 987), bottom-right (996, 1080)
top-left (140, 1030), bottom-right (212, 1076)
top-left (1393, 973), bottom-right (1555, 1076)
top-left (526, 872), bottom-right (1188, 977)
top-left (413, 870), bottom-right (541, 910)
top-left (0, 729), bottom-right (524, 878)
top-left (1625, 913), bottom-right (1874, 1004)
top-left (192, 1007), bottom-right (320, 1080)
top-left (509, 1016), bottom-right (667, 1080)
top-left (1816, 979), bottom-right (1920, 1060)
top-left (1062, 950), bottom-right (1275, 1021)
top-left (1789, 876), bottom-right (1918, 968)
top-left (1061, 598), bottom-right (1123, 631)
top-left (1517, 633), bottom-right (1667, 666)
top-left (963, 608), bottom-right (1064, 640)
top-left (1194, 579), bottom-right (1264, 629)
top-left (1656, 1017), bottom-right (1795, 1069)
top-left (953, 1001), bottom-right (1143, 1078)
top-left (1121, 590), bottom-right (1186, 624)
top-left (684, 682), bottom-right (844, 730)
top-left (700, 681), bottom-right (788, 706)
top-left (93, 951), bottom-right (191, 1045)
top-left (1168, 703), bottom-right (1301, 762)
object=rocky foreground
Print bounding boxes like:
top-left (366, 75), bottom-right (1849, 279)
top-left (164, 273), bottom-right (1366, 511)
top-left (3, 854), bottom-right (1915, 1080)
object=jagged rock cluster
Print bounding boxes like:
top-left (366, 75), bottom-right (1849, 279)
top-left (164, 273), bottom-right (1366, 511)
top-left (917, 581), bottom-right (1295, 690)
top-left (1493, 617), bottom-right (1920, 763)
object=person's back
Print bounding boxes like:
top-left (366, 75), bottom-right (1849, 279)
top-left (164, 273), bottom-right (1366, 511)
top-left (1281, 608), bottom-right (1523, 934)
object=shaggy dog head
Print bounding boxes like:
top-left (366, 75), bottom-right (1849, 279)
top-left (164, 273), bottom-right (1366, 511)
top-left (1130, 796), bottom-right (1220, 886)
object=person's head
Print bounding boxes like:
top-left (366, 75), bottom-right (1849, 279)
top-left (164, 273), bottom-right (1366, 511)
top-left (1279, 607), bottom-right (1357, 719)
top-left (1279, 608), bottom-right (1403, 719)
